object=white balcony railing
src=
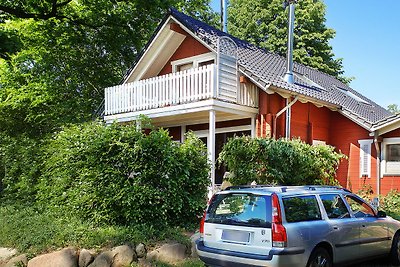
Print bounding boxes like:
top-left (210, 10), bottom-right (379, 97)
top-left (105, 64), bottom-right (258, 116)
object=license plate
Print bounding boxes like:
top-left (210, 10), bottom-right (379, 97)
top-left (221, 229), bottom-right (250, 243)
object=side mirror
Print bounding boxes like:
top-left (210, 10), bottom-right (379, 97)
top-left (377, 210), bottom-right (387, 218)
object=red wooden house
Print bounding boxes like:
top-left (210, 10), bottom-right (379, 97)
top-left (103, 9), bottom-right (400, 196)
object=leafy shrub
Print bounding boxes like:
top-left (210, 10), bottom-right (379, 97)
top-left (381, 190), bottom-right (400, 219)
top-left (0, 133), bottom-right (41, 203)
top-left (37, 121), bottom-right (209, 227)
top-left (218, 137), bottom-right (345, 186)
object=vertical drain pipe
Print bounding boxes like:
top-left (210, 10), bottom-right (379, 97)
top-left (283, 0), bottom-right (296, 84)
top-left (374, 131), bottom-right (381, 198)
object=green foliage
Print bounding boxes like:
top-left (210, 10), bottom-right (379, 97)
top-left (228, 0), bottom-right (348, 82)
top-left (0, 0), bottom-right (217, 137)
top-left (0, 203), bottom-right (191, 254)
top-left (381, 190), bottom-right (400, 220)
top-left (0, 133), bottom-right (41, 203)
top-left (37, 122), bottom-right (209, 227)
top-left (388, 104), bottom-right (400, 114)
top-left (218, 136), bottom-right (346, 186)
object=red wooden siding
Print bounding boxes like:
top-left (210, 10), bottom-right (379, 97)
top-left (158, 35), bottom-right (210, 76)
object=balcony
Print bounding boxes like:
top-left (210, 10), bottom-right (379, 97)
top-left (104, 64), bottom-right (258, 123)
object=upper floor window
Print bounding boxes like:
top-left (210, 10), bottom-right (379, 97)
top-left (382, 138), bottom-right (400, 175)
top-left (171, 52), bottom-right (215, 73)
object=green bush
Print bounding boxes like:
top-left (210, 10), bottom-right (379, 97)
top-left (218, 137), bottom-right (345, 186)
top-left (0, 133), bottom-right (42, 203)
top-left (381, 190), bottom-right (400, 219)
top-left (37, 121), bottom-right (209, 227)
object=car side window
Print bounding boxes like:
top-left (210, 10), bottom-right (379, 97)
top-left (345, 195), bottom-right (376, 218)
top-left (283, 195), bottom-right (322, 223)
top-left (320, 194), bottom-right (350, 219)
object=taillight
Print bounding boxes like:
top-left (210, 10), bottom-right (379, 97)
top-left (200, 194), bottom-right (215, 236)
top-left (199, 210), bottom-right (206, 235)
top-left (271, 193), bottom-right (287, 247)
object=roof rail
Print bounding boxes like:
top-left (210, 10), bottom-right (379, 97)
top-left (224, 184), bottom-right (276, 191)
top-left (223, 185), bottom-right (352, 193)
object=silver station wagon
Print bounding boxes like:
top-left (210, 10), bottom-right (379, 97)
top-left (196, 185), bottom-right (400, 267)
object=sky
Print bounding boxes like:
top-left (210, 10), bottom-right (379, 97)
top-left (210, 0), bottom-right (400, 109)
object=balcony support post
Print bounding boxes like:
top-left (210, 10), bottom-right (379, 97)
top-left (181, 125), bottom-right (186, 143)
top-left (208, 110), bottom-right (216, 196)
top-left (251, 116), bottom-right (256, 138)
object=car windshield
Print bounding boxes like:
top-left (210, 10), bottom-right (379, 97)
top-left (206, 193), bottom-right (272, 228)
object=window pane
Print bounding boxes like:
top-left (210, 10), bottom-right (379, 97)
top-left (345, 195), bottom-right (375, 218)
top-left (387, 144), bottom-right (400, 162)
top-left (320, 194), bottom-right (350, 219)
top-left (199, 60), bottom-right (214, 67)
top-left (206, 194), bottom-right (272, 228)
top-left (177, 62), bottom-right (193, 71)
top-left (283, 196), bottom-right (321, 223)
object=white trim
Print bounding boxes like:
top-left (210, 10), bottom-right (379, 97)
top-left (358, 139), bottom-right (373, 178)
top-left (193, 124), bottom-right (252, 138)
top-left (381, 137), bottom-right (400, 176)
top-left (209, 110), bottom-right (216, 189)
top-left (171, 52), bottom-right (215, 72)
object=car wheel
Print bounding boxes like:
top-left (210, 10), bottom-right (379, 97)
top-left (307, 247), bottom-right (332, 267)
top-left (391, 233), bottom-right (400, 265)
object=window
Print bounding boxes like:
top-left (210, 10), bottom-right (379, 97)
top-left (320, 194), bottom-right (350, 219)
top-left (206, 193), bottom-right (272, 228)
top-left (382, 138), bottom-right (400, 175)
top-left (345, 195), bottom-right (375, 218)
top-left (282, 195), bottom-right (322, 223)
top-left (171, 52), bottom-right (215, 73)
top-left (358, 139), bottom-right (373, 177)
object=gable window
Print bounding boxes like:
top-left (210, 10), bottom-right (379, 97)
top-left (171, 52), bottom-right (215, 73)
top-left (358, 139), bottom-right (373, 178)
top-left (382, 138), bottom-right (400, 175)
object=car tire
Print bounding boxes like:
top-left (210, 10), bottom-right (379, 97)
top-left (391, 232), bottom-right (400, 266)
top-left (307, 247), bottom-right (332, 267)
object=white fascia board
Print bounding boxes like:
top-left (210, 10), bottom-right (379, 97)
top-left (370, 117), bottom-right (400, 136)
top-left (123, 16), bottom-right (175, 83)
top-left (104, 99), bottom-right (258, 124)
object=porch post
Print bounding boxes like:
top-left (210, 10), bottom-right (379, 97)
top-left (251, 116), bottom-right (256, 138)
top-left (208, 110), bottom-right (216, 192)
top-left (181, 125), bottom-right (186, 143)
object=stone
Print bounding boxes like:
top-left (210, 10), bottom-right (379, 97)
top-left (111, 245), bottom-right (135, 267)
top-left (190, 233), bottom-right (201, 258)
top-left (78, 249), bottom-right (94, 267)
top-left (27, 247), bottom-right (78, 267)
top-left (135, 244), bottom-right (146, 259)
top-left (5, 254), bottom-right (28, 267)
top-left (147, 243), bottom-right (187, 264)
top-left (0, 249), bottom-right (17, 261)
top-left (87, 251), bottom-right (115, 267)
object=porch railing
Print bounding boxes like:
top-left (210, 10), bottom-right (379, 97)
top-left (105, 63), bottom-right (258, 116)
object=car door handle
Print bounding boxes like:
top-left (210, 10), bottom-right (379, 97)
top-left (361, 224), bottom-right (366, 228)
top-left (333, 226), bottom-right (339, 230)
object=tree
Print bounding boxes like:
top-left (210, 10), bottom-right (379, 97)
top-left (228, 0), bottom-right (348, 82)
top-left (0, 0), bottom-right (217, 137)
top-left (388, 104), bottom-right (400, 114)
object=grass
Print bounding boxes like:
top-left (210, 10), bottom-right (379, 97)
top-left (0, 204), bottom-right (192, 255)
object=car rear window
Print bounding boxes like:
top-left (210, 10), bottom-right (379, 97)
top-left (206, 193), bottom-right (272, 228)
top-left (283, 195), bottom-right (322, 223)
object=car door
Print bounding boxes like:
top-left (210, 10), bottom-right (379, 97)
top-left (344, 195), bottom-right (390, 258)
top-left (319, 194), bottom-right (361, 263)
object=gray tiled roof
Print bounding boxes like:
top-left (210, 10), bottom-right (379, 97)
top-left (170, 9), bottom-right (392, 129)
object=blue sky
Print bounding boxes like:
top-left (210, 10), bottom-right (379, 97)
top-left (210, 0), bottom-right (399, 108)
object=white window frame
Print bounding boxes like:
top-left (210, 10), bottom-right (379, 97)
top-left (381, 137), bottom-right (400, 176)
top-left (358, 139), bottom-right (373, 178)
top-left (171, 52), bottom-right (215, 73)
